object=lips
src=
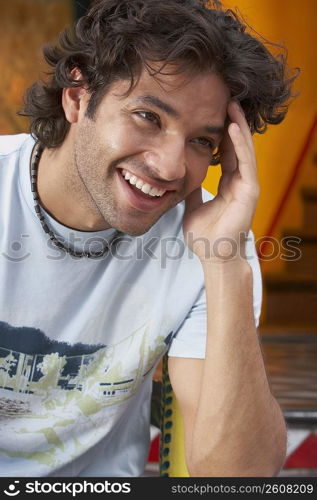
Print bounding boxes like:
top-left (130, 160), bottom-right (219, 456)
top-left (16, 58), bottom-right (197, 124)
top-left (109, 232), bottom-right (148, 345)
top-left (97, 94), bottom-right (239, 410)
top-left (121, 169), bottom-right (167, 197)
top-left (117, 169), bottom-right (172, 212)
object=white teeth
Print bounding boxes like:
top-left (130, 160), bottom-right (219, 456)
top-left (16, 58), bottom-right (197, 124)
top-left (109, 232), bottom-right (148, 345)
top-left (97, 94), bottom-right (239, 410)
top-left (121, 169), bottom-right (166, 197)
top-left (124, 171), bottom-right (131, 180)
top-left (149, 186), bottom-right (160, 196)
top-left (141, 183), bottom-right (152, 194)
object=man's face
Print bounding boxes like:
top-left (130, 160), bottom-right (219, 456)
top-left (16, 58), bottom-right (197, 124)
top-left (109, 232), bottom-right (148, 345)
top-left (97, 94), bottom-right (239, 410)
top-left (72, 67), bottom-right (230, 235)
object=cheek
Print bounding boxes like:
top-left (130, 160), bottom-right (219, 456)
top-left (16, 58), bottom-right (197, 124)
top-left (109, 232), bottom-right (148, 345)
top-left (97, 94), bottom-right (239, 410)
top-left (98, 124), bottom-right (150, 158)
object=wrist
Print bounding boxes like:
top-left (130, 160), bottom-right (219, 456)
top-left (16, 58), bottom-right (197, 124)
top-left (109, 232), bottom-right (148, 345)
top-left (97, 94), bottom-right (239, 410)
top-left (201, 255), bottom-right (252, 275)
top-left (193, 231), bottom-right (250, 263)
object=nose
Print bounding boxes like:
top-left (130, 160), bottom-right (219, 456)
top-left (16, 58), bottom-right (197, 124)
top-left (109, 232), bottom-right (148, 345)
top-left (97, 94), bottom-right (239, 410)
top-left (144, 135), bottom-right (186, 182)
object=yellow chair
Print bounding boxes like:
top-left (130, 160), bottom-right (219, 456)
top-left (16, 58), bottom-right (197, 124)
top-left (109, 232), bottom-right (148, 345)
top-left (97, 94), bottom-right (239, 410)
top-left (158, 354), bottom-right (189, 477)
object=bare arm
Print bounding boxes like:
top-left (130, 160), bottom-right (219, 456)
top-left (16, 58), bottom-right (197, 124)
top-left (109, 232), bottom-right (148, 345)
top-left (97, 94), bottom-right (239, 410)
top-left (169, 257), bottom-right (286, 476)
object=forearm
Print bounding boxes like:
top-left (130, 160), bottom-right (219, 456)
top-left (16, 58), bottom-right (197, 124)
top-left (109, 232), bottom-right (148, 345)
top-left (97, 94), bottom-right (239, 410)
top-left (188, 257), bottom-right (286, 477)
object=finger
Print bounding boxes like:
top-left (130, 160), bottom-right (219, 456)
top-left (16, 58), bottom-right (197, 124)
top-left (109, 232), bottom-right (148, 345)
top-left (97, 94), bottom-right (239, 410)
top-left (219, 128), bottom-right (238, 174)
top-left (185, 186), bottom-right (203, 213)
top-left (228, 100), bottom-right (254, 153)
top-left (228, 122), bottom-right (257, 182)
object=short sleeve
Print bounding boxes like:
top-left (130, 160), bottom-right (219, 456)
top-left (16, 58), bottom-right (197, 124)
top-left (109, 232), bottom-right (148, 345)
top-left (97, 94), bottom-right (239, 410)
top-left (168, 229), bottom-right (263, 359)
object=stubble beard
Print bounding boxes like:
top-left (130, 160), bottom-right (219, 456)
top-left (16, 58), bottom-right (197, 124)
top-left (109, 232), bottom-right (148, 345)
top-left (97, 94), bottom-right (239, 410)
top-left (73, 128), bottom-right (178, 236)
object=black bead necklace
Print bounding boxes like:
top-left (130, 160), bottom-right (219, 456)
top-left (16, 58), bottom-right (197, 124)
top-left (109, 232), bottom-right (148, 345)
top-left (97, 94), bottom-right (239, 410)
top-left (30, 142), bottom-right (121, 259)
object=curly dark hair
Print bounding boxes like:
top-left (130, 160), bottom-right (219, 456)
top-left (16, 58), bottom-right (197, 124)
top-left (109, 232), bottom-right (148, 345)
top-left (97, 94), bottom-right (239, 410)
top-left (20, 0), bottom-right (297, 161)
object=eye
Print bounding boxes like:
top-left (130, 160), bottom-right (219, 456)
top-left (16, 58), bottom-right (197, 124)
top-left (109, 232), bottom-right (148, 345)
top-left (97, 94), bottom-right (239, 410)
top-left (192, 137), bottom-right (215, 151)
top-left (135, 111), bottom-right (161, 127)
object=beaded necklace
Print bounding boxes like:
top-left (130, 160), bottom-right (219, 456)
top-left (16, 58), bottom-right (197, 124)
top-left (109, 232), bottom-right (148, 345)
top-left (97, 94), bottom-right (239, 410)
top-left (30, 142), bottom-right (121, 258)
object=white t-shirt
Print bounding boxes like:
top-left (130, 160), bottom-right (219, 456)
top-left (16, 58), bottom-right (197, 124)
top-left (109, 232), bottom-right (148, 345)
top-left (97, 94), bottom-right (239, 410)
top-left (0, 134), bottom-right (262, 477)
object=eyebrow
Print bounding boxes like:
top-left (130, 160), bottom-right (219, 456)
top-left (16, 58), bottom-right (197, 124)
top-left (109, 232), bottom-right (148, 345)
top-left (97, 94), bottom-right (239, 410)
top-left (203, 124), bottom-right (225, 136)
top-left (135, 95), bottom-right (180, 118)
top-left (135, 94), bottom-right (225, 136)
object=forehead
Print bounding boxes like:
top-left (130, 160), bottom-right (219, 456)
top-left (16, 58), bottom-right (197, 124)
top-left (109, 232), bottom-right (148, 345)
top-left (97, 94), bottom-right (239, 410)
top-left (106, 66), bottom-right (230, 122)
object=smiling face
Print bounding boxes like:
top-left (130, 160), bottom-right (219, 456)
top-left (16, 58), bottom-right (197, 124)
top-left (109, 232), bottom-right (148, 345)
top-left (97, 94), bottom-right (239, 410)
top-left (65, 67), bottom-right (230, 235)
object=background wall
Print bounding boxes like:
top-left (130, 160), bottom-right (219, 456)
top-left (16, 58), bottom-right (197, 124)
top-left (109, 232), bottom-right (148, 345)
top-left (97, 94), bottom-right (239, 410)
top-left (203, 0), bottom-right (317, 271)
top-left (0, 0), bottom-right (74, 135)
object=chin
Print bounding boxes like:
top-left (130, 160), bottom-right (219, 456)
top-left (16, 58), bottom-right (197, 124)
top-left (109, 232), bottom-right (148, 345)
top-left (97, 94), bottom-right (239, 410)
top-left (108, 199), bottom-right (178, 236)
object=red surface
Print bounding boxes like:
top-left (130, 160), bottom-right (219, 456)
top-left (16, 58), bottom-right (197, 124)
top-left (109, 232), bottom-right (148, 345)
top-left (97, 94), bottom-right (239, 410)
top-left (147, 434), bottom-right (160, 462)
top-left (284, 434), bottom-right (317, 468)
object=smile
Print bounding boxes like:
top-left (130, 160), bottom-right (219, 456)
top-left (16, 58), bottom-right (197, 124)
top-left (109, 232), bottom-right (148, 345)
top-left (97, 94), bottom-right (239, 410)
top-left (117, 168), bottom-right (173, 213)
top-left (121, 169), bottom-right (166, 197)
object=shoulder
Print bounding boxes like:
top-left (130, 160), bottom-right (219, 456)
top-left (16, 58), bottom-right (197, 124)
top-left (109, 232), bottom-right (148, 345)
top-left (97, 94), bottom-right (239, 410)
top-left (0, 133), bottom-right (31, 158)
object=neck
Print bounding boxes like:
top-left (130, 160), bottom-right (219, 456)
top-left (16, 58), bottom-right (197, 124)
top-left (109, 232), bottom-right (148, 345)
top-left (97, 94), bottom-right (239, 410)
top-left (36, 142), bottom-right (111, 232)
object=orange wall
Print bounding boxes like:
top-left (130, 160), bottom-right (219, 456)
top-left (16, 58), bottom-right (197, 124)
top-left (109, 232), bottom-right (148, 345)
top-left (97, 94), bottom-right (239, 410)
top-left (203, 0), bottom-right (317, 256)
top-left (0, 0), bottom-right (73, 135)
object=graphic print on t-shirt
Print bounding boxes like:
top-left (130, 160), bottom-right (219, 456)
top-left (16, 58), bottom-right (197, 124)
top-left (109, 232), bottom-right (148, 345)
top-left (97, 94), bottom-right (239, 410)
top-left (0, 320), bottom-right (172, 468)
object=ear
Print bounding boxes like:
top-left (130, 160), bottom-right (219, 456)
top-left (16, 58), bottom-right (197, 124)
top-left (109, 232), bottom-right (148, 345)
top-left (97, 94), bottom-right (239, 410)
top-left (62, 69), bottom-right (88, 124)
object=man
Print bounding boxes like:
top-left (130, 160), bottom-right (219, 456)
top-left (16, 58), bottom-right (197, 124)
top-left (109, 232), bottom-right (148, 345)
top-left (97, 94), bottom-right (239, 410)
top-left (0, 0), bottom-right (295, 477)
